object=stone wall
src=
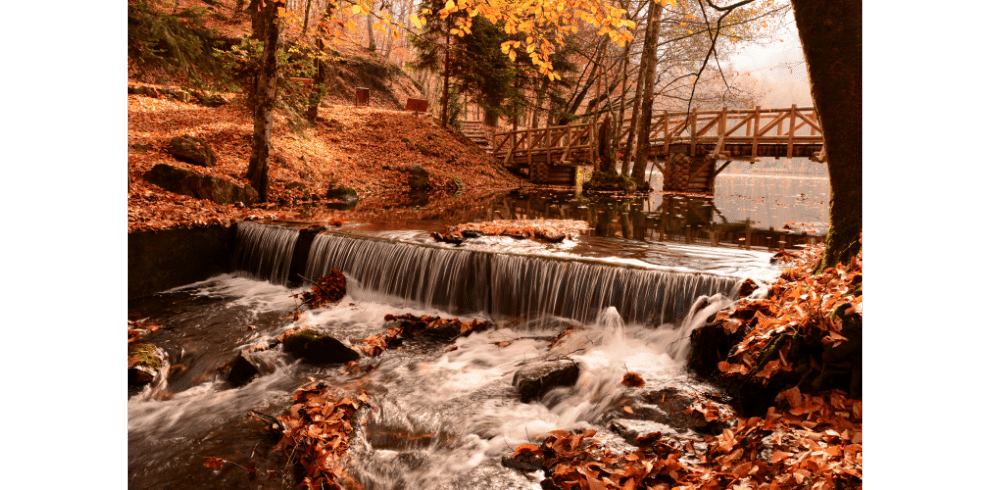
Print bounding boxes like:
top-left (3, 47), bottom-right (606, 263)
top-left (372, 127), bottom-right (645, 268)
top-left (128, 225), bottom-right (237, 299)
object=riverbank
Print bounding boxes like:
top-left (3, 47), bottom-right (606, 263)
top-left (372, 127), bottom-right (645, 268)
top-left (128, 89), bottom-right (526, 233)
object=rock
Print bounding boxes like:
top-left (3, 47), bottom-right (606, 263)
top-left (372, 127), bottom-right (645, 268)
top-left (413, 143), bottom-right (440, 157)
top-left (143, 86), bottom-right (161, 98)
top-left (193, 90), bottom-right (228, 107)
top-left (285, 181), bottom-right (310, 193)
top-left (226, 351), bottom-right (272, 386)
top-left (512, 360), bottom-right (580, 403)
top-left (282, 329), bottom-right (361, 364)
top-left (128, 343), bottom-right (167, 387)
top-left (408, 164), bottom-right (431, 191)
top-left (738, 278), bottom-right (759, 298)
top-left (173, 90), bottom-right (191, 103)
top-left (130, 143), bottom-right (154, 152)
top-left (607, 388), bottom-right (735, 442)
top-left (686, 318), bottom-right (748, 378)
top-left (168, 135), bottom-right (217, 167)
top-left (325, 185), bottom-right (359, 210)
top-left (143, 163), bottom-right (258, 205)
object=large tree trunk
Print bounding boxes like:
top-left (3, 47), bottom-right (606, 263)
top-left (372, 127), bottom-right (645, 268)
top-left (440, 17), bottom-right (451, 127)
top-left (630, 0), bottom-right (663, 186)
top-left (365, 2), bottom-right (377, 53)
top-left (621, 52), bottom-right (646, 177)
top-left (791, 0), bottom-right (862, 270)
top-left (246, 0), bottom-right (283, 202)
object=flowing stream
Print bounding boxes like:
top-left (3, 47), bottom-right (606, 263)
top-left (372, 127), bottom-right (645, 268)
top-left (128, 222), bottom-right (781, 489)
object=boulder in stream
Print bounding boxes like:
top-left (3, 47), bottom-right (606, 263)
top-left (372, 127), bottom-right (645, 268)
top-left (128, 343), bottom-right (167, 386)
top-left (512, 359), bottom-right (580, 403)
top-left (283, 329), bottom-right (360, 364)
top-left (607, 387), bottom-right (735, 443)
top-left (226, 351), bottom-right (275, 386)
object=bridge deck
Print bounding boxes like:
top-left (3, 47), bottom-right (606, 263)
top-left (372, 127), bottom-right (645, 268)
top-left (485, 105), bottom-right (825, 174)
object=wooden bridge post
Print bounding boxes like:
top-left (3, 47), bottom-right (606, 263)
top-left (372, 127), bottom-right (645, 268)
top-left (787, 103), bottom-right (797, 159)
top-left (690, 109), bottom-right (698, 157)
top-left (751, 106), bottom-right (760, 160)
top-left (663, 111), bottom-right (670, 156)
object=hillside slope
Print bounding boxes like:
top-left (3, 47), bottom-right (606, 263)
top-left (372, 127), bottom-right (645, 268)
top-left (128, 88), bottom-right (524, 232)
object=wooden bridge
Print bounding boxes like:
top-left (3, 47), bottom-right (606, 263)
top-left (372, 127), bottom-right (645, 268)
top-left (472, 105), bottom-right (826, 191)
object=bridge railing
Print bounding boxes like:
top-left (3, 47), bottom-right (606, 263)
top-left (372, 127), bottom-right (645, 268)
top-left (492, 122), bottom-right (598, 165)
top-left (617, 105), bottom-right (823, 160)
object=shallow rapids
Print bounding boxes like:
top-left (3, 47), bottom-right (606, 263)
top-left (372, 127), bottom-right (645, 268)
top-left (128, 273), bottom-right (737, 490)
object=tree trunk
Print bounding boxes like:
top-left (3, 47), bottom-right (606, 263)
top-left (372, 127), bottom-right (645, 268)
top-left (249, 0), bottom-right (266, 41)
top-left (302, 0), bottom-right (313, 35)
top-left (791, 0), bottom-right (862, 270)
top-left (531, 79), bottom-right (548, 128)
top-left (308, 37), bottom-right (326, 122)
top-left (246, 0), bottom-right (283, 202)
top-left (365, 2), bottom-right (377, 53)
top-left (631, 0), bottom-right (663, 186)
top-left (440, 17), bottom-right (451, 127)
top-left (621, 53), bottom-right (646, 177)
top-left (598, 113), bottom-right (614, 174)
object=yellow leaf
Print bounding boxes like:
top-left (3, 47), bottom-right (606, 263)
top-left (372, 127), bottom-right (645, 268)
top-left (445, 0), bottom-right (456, 11)
top-left (351, 5), bottom-right (362, 15)
top-left (508, 50), bottom-right (516, 62)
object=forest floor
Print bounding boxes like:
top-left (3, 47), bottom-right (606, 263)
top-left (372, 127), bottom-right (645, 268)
top-left (127, 87), bottom-right (527, 233)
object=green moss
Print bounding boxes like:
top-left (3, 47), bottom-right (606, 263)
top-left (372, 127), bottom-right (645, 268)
top-left (582, 171), bottom-right (636, 192)
top-left (129, 343), bottom-right (162, 369)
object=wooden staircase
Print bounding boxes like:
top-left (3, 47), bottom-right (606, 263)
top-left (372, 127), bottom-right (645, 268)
top-left (460, 120), bottom-right (493, 153)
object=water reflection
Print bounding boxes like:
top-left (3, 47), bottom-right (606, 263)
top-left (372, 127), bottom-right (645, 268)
top-left (485, 183), bottom-right (827, 251)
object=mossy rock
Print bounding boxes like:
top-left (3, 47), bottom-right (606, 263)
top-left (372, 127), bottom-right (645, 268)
top-left (583, 171), bottom-right (636, 192)
top-left (129, 343), bottom-right (166, 386)
top-left (325, 185), bottom-right (359, 210)
top-left (144, 163), bottom-right (258, 205)
top-left (282, 329), bottom-right (360, 365)
top-left (168, 134), bottom-right (217, 167)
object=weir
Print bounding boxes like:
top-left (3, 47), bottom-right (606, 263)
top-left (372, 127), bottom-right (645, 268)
top-left (231, 222), bottom-right (299, 285)
top-left (231, 223), bottom-right (742, 325)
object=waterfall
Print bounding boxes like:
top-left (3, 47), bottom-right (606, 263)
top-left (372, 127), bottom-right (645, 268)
top-left (231, 222), bottom-right (299, 285)
top-left (305, 233), bottom-right (740, 325)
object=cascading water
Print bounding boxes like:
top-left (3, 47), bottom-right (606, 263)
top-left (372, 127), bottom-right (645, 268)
top-left (231, 222), bottom-right (300, 285)
top-left (129, 223), bottom-right (779, 490)
top-left (304, 232), bottom-right (741, 325)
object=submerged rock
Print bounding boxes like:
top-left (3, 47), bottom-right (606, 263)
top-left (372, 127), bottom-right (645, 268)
top-left (512, 360), bottom-right (580, 403)
top-left (282, 329), bottom-right (360, 364)
top-left (226, 351), bottom-right (275, 386)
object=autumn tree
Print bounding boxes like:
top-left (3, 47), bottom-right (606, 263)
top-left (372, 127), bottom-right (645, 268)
top-left (629, 0), bottom-right (665, 186)
top-left (246, 0), bottom-right (284, 201)
top-left (789, 0), bottom-right (861, 270)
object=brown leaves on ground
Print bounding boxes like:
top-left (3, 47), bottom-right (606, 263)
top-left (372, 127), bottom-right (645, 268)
top-left (508, 388), bottom-right (861, 490)
top-left (128, 88), bottom-right (524, 233)
top-left (272, 384), bottom-right (369, 490)
top-left (446, 219), bottom-right (590, 242)
top-left (715, 244), bottom-right (862, 385)
top-left (296, 270), bottom-right (347, 309)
